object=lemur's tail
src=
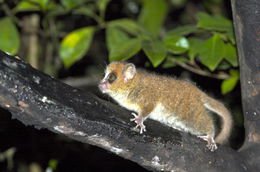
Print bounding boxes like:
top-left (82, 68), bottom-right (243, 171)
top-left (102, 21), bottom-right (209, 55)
top-left (202, 94), bottom-right (233, 144)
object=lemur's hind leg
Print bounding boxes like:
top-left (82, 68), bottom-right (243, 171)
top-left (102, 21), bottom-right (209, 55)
top-left (198, 135), bottom-right (217, 151)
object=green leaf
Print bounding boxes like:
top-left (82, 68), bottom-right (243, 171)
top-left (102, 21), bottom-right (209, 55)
top-left (59, 27), bottom-right (95, 68)
top-left (221, 70), bottom-right (239, 94)
top-left (45, 5), bottom-right (67, 17)
top-left (61, 0), bottom-right (74, 10)
top-left (188, 38), bottom-right (204, 60)
top-left (218, 27), bottom-right (236, 45)
top-left (107, 19), bottom-right (143, 36)
top-left (106, 27), bottom-right (141, 61)
top-left (109, 39), bottom-right (141, 61)
top-left (196, 12), bottom-right (232, 32)
top-left (34, 0), bottom-right (50, 9)
top-left (166, 25), bottom-right (197, 36)
top-left (15, 0), bottom-right (58, 12)
top-left (223, 43), bottom-right (238, 67)
top-left (226, 28), bottom-right (236, 44)
top-left (106, 27), bottom-right (129, 50)
top-left (48, 159), bottom-right (58, 170)
top-left (162, 59), bottom-right (177, 68)
top-left (61, 0), bottom-right (84, 10)
top-left (74, 6), bottom-right (97, 18)
top-left (97, 0), bottom-right (110, 14)
top-left (142, 39), bottom-right (167, 67)
top-left (138, 0), bottom-right (168, 37)
top-left (164, 35), bottom-right (189, 54)
top-left (198, 34), bottom-right (225, 71)
top-left (0, 18), bottom-right (20, 55)
top-left (14, 1), bottom-right (41, 12)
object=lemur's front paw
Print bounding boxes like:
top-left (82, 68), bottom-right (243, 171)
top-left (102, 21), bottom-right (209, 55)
top-left (130, 112), bottom-right (146, 134)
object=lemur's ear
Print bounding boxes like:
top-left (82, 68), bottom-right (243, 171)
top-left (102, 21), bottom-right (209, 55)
top-left (123, 63), bottom-right (136, 82)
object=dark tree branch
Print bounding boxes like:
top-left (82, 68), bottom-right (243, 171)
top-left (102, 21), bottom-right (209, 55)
top-left (0, 51), bottom-right (253, 171)
top-left (231, 0), bottom-right (260, 170)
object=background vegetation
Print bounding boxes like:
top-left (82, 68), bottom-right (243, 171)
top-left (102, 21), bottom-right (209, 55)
top-left (0, 0), bottom-right (243, 172)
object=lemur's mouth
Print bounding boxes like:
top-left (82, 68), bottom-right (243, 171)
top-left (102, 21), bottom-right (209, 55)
top-left (98, 81), bottom-right (109, 93)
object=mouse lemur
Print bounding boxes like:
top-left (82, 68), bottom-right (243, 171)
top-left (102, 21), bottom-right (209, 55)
top-left (99, 62), bottom-right (233, 151)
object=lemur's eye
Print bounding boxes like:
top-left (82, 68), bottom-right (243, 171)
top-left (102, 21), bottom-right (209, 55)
top-left (107, 72), bottom-right (117, 83)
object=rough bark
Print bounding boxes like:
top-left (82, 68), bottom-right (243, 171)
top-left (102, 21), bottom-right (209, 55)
top-left (0, 50), bottom-right (254, 172)
top-left (231, 0), bottom-right (260, 170)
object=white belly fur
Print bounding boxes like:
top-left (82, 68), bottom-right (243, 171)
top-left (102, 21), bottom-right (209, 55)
top-left (148, 103), bottom-right (190, 133)
top-left (109, 92), bottom-right (140, 112)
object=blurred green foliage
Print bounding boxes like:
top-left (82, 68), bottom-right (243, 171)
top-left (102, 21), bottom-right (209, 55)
top-left (47, 159), bottom-right (58, 171)
top-left (0, 17), bottom-right (20, 54)
top-left (60, 26), bottom-right (95, 68)
top-left (0, 0), bottom-right (238, 94)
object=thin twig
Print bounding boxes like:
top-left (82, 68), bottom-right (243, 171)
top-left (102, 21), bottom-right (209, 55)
top-left (168, 58), bottom-right (230, 80)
